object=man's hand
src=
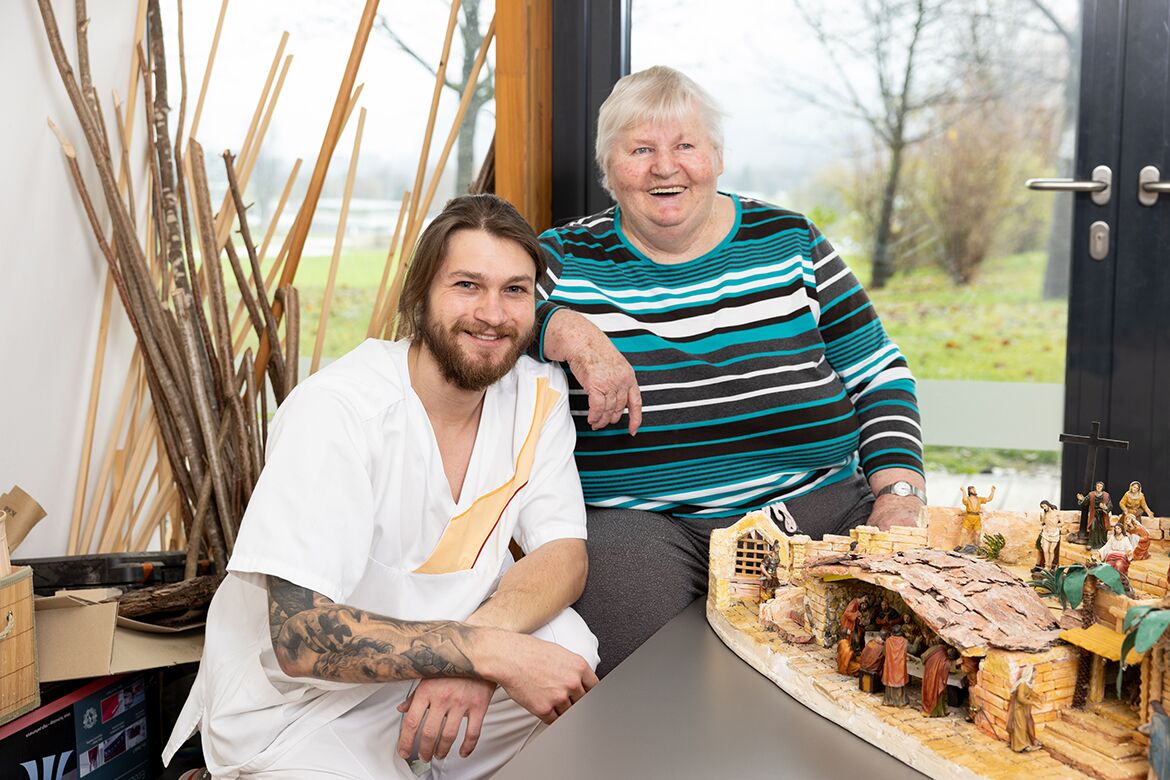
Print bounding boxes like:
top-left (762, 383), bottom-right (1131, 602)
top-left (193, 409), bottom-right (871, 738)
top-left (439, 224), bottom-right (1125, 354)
top-left (543, 308), bottom-right (641, 434)
top-left (491, 633), bottom-right (598, 724)
top-left (397, 678), bottom-right (497, 761)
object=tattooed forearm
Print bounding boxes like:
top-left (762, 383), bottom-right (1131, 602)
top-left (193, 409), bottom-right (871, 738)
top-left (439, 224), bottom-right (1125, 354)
top-left (266, 576), bottom-right (480, 683)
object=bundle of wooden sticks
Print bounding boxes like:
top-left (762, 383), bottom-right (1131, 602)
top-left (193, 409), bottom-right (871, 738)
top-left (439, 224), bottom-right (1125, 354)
top-left (34, 0), bottom-right (495, 623)
top-left (37, 0), bottom-right (301, 579)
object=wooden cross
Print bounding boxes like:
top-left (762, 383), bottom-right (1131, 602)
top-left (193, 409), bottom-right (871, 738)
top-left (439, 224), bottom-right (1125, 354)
top-left (1059, 420), bottom-right (1130, 492)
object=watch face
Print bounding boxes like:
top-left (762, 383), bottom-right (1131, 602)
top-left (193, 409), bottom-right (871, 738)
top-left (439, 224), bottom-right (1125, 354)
top-left (893, 481), bottom-right (912, 497)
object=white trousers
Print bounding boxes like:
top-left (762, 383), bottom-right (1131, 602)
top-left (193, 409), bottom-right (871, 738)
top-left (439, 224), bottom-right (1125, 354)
top-left (243, 683), bottom-right (545, 780)
top-left (228, 608), bottom-right (596, 779)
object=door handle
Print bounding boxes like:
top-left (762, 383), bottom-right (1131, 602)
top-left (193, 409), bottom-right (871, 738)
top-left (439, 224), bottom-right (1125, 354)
top-left (1026, 164), bottom-right (1111, 205)
top-left (1138, 165), bottom-right (1170, 206)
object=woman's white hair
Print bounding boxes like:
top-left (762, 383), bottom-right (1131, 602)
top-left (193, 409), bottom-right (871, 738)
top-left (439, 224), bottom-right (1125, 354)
top-left (594, 65), bottom-right (726, 195)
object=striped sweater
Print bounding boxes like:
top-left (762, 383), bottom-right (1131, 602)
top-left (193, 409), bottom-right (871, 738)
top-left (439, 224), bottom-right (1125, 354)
top-left (535, 194), bottom-right (923, 519)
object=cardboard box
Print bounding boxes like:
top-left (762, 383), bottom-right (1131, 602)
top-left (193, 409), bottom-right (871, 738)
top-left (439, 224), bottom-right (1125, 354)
top-left (0, 566), bottom-right (38, 726)
top-left (35, 589), bottom-right (203, 682)
top-left (0, 671), bottom-right (161, 780)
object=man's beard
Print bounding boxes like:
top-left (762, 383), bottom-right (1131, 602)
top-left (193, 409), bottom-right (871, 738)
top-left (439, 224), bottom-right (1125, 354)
top-left (420, 313), bottom-right (533, 392)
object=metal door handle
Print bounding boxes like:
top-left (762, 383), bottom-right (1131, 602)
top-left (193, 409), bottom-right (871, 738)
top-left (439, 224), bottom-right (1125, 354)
top-left (1139, 165), bottom-right (1170, 205)
top-left (1026, 164), bottom-right (1111, 205)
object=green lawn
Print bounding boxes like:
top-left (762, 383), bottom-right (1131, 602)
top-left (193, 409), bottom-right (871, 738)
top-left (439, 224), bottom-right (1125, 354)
top-left (857, 250), bottom-right (1067, 384)
top-left (234, 245), bottom-right (1066, 385)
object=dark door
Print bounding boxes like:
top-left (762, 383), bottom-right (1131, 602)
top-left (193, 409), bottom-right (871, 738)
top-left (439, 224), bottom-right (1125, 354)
top-left (1059, 0), bottom-right (1170, 508)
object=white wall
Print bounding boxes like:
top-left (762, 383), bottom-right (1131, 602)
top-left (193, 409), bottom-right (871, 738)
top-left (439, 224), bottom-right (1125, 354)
top-left (1, 1), bottom-right (143, 557)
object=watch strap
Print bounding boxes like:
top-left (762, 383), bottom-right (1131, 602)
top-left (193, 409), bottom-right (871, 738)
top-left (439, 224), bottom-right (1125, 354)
top-left (876, 481), bottom-right (928, 505)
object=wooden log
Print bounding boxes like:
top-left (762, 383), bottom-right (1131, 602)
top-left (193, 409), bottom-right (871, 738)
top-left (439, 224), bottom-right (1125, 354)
top-left (109, 573), bottom-right (224, 619)
top-left (311, 106), bottom-right (366, 375)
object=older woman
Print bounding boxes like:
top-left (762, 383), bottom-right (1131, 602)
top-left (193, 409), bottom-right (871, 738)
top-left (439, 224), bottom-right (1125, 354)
top-left (535, 66), bottom-right (925, 676)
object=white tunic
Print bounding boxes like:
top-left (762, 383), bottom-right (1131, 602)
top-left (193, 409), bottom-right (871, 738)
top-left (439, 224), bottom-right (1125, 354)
top-left (163, 339), bottom-right (596, 777)
top-left (1099, 533), bottom-right (1136, 559)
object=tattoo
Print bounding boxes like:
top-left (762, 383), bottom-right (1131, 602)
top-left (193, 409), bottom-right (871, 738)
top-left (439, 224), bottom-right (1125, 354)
top-left (266, 577), bottom-right (479, 684)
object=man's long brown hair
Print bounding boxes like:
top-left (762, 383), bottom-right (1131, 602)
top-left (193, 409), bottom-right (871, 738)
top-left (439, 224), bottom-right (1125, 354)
top-left (395, 194), bottom-right (545, 339)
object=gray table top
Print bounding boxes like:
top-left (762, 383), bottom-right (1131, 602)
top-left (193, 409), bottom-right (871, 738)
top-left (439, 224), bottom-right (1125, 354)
top-left (498, 598), bottom-right (929, 780)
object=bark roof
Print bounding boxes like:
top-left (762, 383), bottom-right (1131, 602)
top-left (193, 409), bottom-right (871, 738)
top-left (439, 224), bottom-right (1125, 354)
top-left (805, 549), bottom-right (1062, 655)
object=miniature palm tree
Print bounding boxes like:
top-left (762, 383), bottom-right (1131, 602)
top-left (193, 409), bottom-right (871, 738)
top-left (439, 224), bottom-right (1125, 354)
top-left (1118, 598), bottom-right (1170, 699)
top-left (1030, 563), bottom-right (1127, 706)
top-left (976, 533), bottom-right (1007, 560)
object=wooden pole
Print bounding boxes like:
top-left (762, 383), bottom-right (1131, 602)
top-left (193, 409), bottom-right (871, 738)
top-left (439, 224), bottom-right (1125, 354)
top-left (211, 36), bottom-right (289, 250)
top-left (237, 54), bottom-right (293, 199)
top-left (258, 0), bottom-right (381, 381)
top-left (132, 481), bottom-right (177, 552)
top-left (402, 1), bottom-right (462, 257)
top-left (255, 73), bottom-right (369, 382)
top-left (237, 34), bottom-right (288, 171)
top-left (367, 190), bottom-right (411, 338)
top-left (67, 0), bottom-right (149, 554)
top-left (187, 0), bottom-right (229, 146)
top-left (258, 158), bottom-right (302, 262)
top-left (403, 17), bottom-right (495, 252)
top-left (69, 272), bottom-right (114, 554)
top-left (311, 106), bottom-right (366, 374)
top-left (230, 157), bottom-right (301, 352)
top-left (79, 354), bottom-right (143, 554)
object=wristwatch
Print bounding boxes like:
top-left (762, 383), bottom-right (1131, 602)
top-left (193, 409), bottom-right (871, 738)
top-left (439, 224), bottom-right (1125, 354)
top-left (876, 480), bottom-right (927, 505)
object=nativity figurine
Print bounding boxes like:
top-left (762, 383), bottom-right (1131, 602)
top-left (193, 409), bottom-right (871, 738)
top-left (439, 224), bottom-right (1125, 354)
top-left (920, 644), bottom-right (958, 717)
top-left (960, 484), bottom-right (996, 550)
top-left (1076, 481), bottom-right (1112, 548)
top-left (1125, 513), bottom-right (1152, 561)
top-left (1119, 480), bottom-right (1153, 520)
top-left (881, 624), bottom-right (909, 707)
top-left (1036, 499), bottom-right (1062, 570)
top-left (1006, 671), bottom-right (1041, 752)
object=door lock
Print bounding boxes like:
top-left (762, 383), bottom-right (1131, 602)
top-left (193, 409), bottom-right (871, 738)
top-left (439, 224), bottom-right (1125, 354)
top-left (1089, 221), bottom-right (1110, 261)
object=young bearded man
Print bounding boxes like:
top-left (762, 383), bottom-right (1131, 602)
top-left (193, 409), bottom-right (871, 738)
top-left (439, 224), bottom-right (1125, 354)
top-left (163, 195), bottom-right (599, 779)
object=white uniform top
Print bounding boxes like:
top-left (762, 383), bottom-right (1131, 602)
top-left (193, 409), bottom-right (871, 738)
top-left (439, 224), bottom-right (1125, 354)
top-left (163, 339), bottom-right (595, 777)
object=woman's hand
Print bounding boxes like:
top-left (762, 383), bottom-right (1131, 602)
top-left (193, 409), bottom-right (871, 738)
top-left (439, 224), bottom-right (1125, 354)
top-left (867, 494), bottom-right (923, 531)
top-left (867, 469), bottom-right (927, 530)
top-left (543, 308), bottom-right (642, 434)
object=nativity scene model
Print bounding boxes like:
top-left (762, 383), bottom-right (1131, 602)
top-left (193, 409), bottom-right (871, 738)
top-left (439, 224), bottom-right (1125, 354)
top-left (707, 488), bottom-right (1170, 780)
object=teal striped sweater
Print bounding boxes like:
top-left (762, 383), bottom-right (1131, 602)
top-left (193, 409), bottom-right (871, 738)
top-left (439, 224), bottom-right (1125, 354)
top-left (535, 194), bottom-right (923, 519)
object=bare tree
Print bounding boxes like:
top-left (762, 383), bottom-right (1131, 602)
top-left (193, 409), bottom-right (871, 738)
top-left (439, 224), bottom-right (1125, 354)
top-left (794, 0), bottom-right (958, 288)
top-left (376, 0), bottom-right (493, 194)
